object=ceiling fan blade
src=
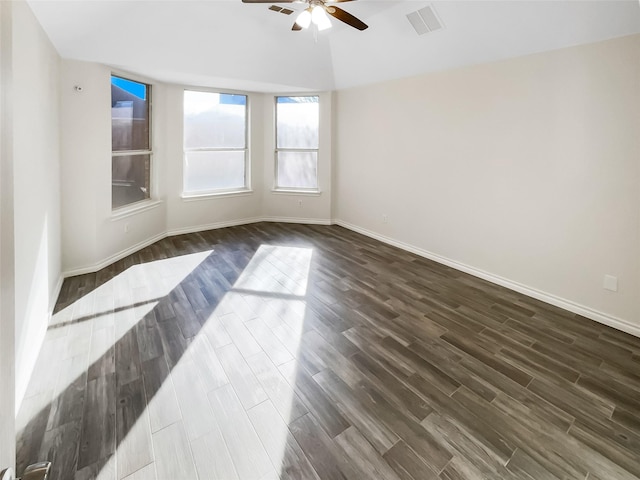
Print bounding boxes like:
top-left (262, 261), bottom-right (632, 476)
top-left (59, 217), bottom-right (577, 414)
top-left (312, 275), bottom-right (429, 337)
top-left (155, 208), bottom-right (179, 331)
top-left (326, 6), bottom-right (368, 30)
top-left (242, 0), bottom-right (295, 3)
top-left (292, 21), bottom-right (303, 31)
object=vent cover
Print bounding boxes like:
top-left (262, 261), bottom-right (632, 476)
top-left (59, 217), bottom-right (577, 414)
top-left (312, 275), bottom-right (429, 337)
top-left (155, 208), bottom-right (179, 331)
top-left (269, 5), bottom-right (293, 15)
top-left (407, 5), bottom-right (443, 35)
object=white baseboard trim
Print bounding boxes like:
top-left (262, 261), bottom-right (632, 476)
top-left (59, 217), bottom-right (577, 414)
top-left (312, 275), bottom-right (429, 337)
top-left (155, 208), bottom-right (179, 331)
top-left (62, 216), bottom-right (332, 278)
top-left (60, 216), bottom-right (638, 338)
top-left (261, 216), bottom-right (333, 225)
top-left (166, 217), bottom-right (263, 237)
top-left (49, 275), bottom-right (64, 315)
top-left (334, 219), bottom-right (640, 338)
top-left (63, 231), bottom-right (167, 277)
top-left (18, 275), bottom-right (67, 413)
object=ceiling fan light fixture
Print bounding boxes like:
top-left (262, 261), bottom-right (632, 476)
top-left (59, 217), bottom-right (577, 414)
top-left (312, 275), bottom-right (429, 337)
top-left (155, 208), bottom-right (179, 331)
top-left (311, 5), bottom-right (332, 30)
top-left (295, 9), bottom-right (312, 28)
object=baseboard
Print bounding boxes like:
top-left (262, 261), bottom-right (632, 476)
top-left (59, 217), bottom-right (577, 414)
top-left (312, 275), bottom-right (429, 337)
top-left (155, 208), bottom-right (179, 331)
top-left (261, 216), bottom-right (333, 225)
top-left (63, 231), bottom-right (167, 277)
top-left (61, 216), bottom-right (636, 338)
top-left (49, 274), bottom-right (64, 315)
top-left (17, 274), bottom-right (66, 413)
top-left (334, 219), bottom-right (640, 338)
top-left (166, 217), bottom-right (263, 237)
top-left (62, 216), bottom-right (332, 277)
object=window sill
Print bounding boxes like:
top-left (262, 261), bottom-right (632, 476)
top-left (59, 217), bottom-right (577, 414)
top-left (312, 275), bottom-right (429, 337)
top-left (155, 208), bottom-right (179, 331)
top-left (271, 189), bottom-right (322, 196)
top-left (111, 199), bottom-right (163, 220)
top-left (181, 189), bottom-right (254, 202)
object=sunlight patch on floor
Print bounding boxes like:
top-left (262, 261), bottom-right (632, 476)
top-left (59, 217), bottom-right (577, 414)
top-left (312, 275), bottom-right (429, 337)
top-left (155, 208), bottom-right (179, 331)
top-left (21, 244), bottom-right (315, 480)
top-left (19, 251), bottom-right (212, 433)
top-left (233, 245), bottom-right (312, 297)
top-left (172, 244), bottom-right (314, 478)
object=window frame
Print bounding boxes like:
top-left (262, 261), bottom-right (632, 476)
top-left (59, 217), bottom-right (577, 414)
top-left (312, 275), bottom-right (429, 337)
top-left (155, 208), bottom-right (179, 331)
top-left (182, 88), bottom-right (250, 197)
top-left (274, 95), bottom-right (320, 193)
top-left (111, 73), bottom-right (153, 212)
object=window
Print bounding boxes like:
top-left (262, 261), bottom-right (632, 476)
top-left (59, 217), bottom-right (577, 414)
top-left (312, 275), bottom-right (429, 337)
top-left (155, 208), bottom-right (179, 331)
top-left (183, 90), bottom-right (248, 194)
top-left (275, 96), bottom-right (319, 190)
top-left (111, 75), bottom-right (151, 210)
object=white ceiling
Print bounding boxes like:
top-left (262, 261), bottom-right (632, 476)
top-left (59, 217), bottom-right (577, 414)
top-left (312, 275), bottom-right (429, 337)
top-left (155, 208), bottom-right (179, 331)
top-left (27, 0), bottom-right (640, 92)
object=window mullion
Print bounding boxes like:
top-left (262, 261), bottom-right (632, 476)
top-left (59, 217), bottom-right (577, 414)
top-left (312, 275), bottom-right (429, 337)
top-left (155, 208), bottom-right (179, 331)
top-left (184, 147), bottom-right (246, 153)
top-left (112, 150), bottom-right (152, 157)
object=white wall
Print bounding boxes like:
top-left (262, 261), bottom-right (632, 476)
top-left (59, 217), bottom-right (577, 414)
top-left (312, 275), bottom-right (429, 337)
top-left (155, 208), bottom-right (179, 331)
top-left (0, 0), bottom-right (16, 470)
top-left (59, 61), bottom-right (99, 271)
top-left (12, 0), bottom-right (63, 412)
top-left (334, 35), bottom-right (640, 333)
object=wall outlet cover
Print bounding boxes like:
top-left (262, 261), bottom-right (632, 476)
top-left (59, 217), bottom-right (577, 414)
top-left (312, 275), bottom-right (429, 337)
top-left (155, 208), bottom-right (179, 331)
top-left (603, 274), bottom-right (618, 292)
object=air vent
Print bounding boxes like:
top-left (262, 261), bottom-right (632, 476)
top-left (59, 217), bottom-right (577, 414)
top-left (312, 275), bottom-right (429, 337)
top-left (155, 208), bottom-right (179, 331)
top-left (269, 5), bottom-right (293, 15)
top-left (406, 5), bottom-right (443, 35)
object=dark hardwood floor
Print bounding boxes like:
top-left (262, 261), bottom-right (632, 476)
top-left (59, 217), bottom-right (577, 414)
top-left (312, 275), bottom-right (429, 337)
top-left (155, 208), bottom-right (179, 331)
top-left (16, 222), bottom-right (640, 480)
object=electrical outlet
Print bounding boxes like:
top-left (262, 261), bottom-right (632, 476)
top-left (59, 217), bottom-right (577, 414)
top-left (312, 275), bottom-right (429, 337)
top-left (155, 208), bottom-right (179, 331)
top-left (603, 274), bottom-right (618, 292)
top-left (382, 214), bottom-right (388, 224)
top-left (298, 200), bottom-right (303, 208)
top-left (124, 223), bottom-right (130, 233)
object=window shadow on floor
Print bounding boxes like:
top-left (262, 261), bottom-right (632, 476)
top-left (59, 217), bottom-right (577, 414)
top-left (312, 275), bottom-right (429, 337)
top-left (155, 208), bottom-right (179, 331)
top-left (16, 224), bottom-right (305, 480)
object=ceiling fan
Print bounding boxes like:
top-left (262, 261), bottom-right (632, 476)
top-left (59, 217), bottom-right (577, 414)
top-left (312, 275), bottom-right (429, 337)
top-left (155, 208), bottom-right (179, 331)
top-left (242, 0), bottom-right (368, 32)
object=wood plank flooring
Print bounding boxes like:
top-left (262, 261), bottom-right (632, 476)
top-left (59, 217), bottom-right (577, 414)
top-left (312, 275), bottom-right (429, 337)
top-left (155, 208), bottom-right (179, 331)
top-left (16, 222), bottom-right (640, 480)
